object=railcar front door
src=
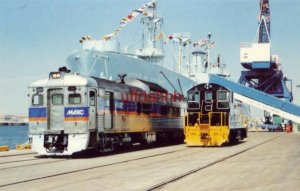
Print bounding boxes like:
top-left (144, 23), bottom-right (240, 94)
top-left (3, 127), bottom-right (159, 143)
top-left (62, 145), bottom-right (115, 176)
top-left (48, 89), bottom-right (65, 130)
top-left (89, 89), bottom-right (97, 130)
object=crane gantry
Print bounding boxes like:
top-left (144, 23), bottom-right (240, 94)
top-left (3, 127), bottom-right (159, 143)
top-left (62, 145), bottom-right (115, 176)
top-left (239, 0), bottom-right (293, 102)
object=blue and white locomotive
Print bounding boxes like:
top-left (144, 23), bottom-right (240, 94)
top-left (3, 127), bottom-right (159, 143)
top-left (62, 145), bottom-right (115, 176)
top-left (28, 67), bottom-right (185, 155)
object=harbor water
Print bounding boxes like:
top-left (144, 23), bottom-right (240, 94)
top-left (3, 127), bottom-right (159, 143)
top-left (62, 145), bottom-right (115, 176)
top-left (0, 125), bottom-right (28, 149)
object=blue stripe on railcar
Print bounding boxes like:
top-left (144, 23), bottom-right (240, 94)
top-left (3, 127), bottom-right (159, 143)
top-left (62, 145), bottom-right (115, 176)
top-left (29, 107), bottom-right (47, 118)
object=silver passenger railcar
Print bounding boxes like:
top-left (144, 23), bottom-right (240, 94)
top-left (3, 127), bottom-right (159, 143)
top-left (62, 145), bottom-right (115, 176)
top-left (28, 67), bottom-right (185, 155)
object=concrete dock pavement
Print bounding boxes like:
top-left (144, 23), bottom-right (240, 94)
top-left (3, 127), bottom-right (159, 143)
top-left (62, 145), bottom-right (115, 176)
top-left (160, 132), bottom-right (300, 191)
top-left (0, 132), bottom-right (299, 191)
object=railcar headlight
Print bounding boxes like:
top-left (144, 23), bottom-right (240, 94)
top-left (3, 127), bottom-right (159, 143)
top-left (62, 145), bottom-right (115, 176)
top-left (50, 72), bottom-right (61, 79)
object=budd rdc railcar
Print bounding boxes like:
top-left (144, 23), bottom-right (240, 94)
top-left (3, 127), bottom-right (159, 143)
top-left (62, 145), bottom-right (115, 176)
top-left (184, 82), bottom-right (250, 146)
top-left (28, 67), bottom-right (186, 156)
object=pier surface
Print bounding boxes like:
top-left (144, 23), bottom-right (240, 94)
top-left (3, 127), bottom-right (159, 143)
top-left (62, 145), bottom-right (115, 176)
top-left (0, 132), bottom-right (299, 191)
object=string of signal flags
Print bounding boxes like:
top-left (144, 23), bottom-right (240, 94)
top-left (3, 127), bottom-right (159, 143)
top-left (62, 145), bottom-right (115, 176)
top-left (79, 0), bottom-right (215, 49)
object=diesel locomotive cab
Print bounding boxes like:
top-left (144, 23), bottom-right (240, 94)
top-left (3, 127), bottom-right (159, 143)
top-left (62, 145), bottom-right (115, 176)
top-left (28, 68), bottom-right (97, 155)
top-left (184, 83), bottom-right (248, 146)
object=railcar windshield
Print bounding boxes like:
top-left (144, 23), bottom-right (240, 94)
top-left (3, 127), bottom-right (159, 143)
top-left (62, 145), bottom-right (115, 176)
top-left (52, 94), bottom-right (64, 105)
top-left (32, 94), bottom-right (43, 106)
top-left (69, 93), bottom-right (81, 104)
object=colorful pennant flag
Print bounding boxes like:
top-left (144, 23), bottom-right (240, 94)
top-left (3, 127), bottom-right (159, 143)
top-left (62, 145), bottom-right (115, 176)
top-left (167, 34), bottom-right (191, 46)
top-left (102, 0), bottom-right (156, 41)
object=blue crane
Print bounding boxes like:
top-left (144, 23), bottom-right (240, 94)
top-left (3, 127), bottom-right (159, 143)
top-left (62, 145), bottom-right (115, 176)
top-left (238, 0), bottom-right (293, 125)
top-left (239, 0), bottom-right (293, 102)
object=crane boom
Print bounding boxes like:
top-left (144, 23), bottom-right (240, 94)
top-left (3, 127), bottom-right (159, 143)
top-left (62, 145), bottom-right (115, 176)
top-left (258, 0), bottom-right (271, 43)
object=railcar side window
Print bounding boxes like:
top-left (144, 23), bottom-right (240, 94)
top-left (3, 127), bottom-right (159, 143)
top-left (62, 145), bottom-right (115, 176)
top-left (89, 91), bottom-right (96, 106)
top-left (141, 103), bottom-right (152, 114)
top-left (137, 102), bottom-right (141, 114)
top-left (128, 102), bottom-right (136, 112)
top-left (32, 95), bottom-right (43, 106)
top-left (69, 93), bottom-right (81, 104)
top-left (173, 107), bottom-right (180, 117)
top-left (52, 94), bottom-right (63, 105)
top-left (161, 105), bottom-right (168, 116)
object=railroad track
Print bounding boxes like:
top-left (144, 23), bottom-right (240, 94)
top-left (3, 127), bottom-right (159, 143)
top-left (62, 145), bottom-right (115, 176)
top-left (0, 145), bottom-right (190, 188)
top-left (0, 153), bottom-right (41, 168)
top-left (146, 133), bottom-right (284, 191)
top-left (0, 151), bottom-right (36, 158)
top-left (0, 158), bottom-right (68, 171)
top-left (0, 143), bottom-right (182, 171)
top-left (0, 133), bottom-right (284, 190)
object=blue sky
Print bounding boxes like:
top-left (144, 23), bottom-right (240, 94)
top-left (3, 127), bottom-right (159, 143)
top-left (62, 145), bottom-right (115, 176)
top-left (0, 0), bottom-right (300, 115)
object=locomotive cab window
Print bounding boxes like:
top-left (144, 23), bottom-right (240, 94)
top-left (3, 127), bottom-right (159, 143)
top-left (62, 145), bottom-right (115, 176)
top-left (217, 90), bottom-right (230, 109)
top-left (32, 94), bottom-right (43, 106)
top-left (205, 91), bottom-right (212, 103)
top-left (52, 94), bottom-right (63, 105)
top-left (188, 91), bottom-right (200, 109)
top-left (69, 93), bottom-right (81, 104)
top-left (188, 91), bottom-right (200, 101)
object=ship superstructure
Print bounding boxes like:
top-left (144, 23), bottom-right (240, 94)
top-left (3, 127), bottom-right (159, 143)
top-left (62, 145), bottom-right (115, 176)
top-left (67, 0), bottom-right (188, 95)
top-left (67, 0), bottom-right (227, 96)
top-left (188, 33), bottom-right (230, 82)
